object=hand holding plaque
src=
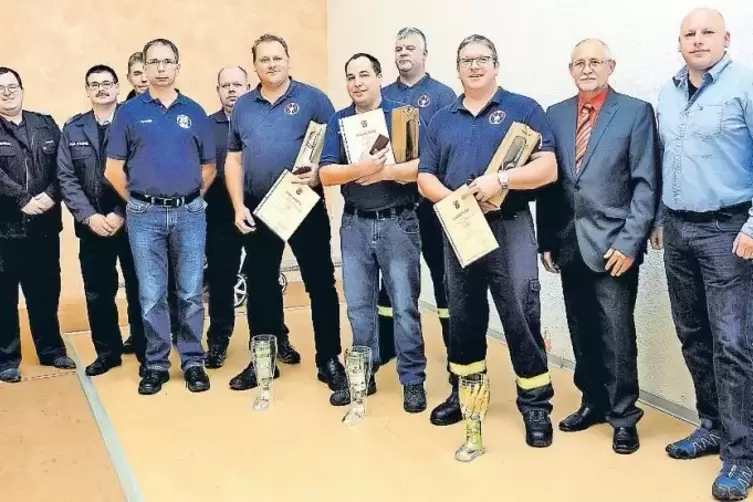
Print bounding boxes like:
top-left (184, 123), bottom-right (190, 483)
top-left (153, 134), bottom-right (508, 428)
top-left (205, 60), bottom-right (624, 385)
top-left (483, 122), bottom-right (541, 208)
top-left (434, 185), bottom-right (499, 268)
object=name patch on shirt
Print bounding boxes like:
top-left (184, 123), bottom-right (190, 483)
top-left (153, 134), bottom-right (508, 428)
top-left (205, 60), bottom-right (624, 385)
top-left (69, 141), bottom-right (90, 147)
top-left (0, 141), bottom-right (12, 146)
top-left (139, 119), bottom-right (153, 124)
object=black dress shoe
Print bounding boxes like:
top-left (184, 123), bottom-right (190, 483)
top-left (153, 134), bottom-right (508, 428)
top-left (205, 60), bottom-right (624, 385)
top-left (204, 345), bottom-right (228, 369)
top-left (122, 335), bottom-right (135, 354)
top-left (613, 426), bottom-right (640, 454)
top-left (184, 366), bottom-right (210, 393)
top-left (138, 369), bottom-right (170, 395)
top-left (43, 355), bottom-right (76, 370)
top-left (524, 410), bottom-right (553, 448)
top-left (85, 356), bottom-right (122, 376)
top-left (559, 406), bottom-right (607, 432)
top-left (277, 338), bottom-right (301, 365)
top-left (317, 358), bottom-right (347, 391)
top-left (229, 361), bottom-right (280, 391)
top-left (0, 367), bottom-right (21, 383)
top-left (329, 376), bottom-right (377, 406)
top-left (430, 386), bottom-right (462, 426)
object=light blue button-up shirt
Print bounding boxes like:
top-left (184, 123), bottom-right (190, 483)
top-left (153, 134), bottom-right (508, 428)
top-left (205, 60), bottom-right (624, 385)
top-left (656, 53), bottom-right (753, 235)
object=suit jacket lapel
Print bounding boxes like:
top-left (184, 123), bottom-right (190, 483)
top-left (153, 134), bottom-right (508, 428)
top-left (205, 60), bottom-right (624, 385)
top-left (575, 90), bottom-right (618, 182)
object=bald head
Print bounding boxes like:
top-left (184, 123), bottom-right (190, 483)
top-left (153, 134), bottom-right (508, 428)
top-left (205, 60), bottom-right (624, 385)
top-left (216, 65), bottom-right (250, 113)
top-left (678, 7), bottom-right (729, 73)
top-left (571, 39), bottom-right (613, 62)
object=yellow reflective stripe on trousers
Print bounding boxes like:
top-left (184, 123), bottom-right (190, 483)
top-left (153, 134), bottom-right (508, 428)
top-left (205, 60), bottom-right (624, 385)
top-left (449, 361), bottom-right (486, 376)
top-left (378, 306), bottom-right (393, 317)
top-left (437, 308), bottom-right (449, 319)
top-left (517, 372), bottom-right (551, 390)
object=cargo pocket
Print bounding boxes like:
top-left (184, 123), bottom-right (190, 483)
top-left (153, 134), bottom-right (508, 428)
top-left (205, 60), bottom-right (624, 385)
top-left (524, 278), bottom-right (542, 324)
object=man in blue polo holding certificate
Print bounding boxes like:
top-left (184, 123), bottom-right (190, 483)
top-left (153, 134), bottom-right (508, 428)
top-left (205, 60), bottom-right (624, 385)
top-left (319, 52), bottom-right (428, 413)
top-left (417, 35), bottom-right (558, 448)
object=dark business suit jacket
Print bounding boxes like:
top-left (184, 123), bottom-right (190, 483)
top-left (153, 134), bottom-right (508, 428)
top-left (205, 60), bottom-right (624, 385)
top-left (537, 87), bottom-right (660, 272)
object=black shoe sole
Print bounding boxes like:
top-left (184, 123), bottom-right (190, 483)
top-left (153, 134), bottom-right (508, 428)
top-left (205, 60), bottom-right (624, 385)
top-left (0, 375), bottom-right (21, 383)
top-left (430, 413), bottom-right (462, 426)
top-left (527, 436), bottom-right (553, 448)
top-left (614, 443), bottom-right (640, 454)
top-left (558, 417), bottom-right (607, 432)
top-left (186, 381), bottom-right (211, 393)
top-left (404, 403), bottom-right (427, 413)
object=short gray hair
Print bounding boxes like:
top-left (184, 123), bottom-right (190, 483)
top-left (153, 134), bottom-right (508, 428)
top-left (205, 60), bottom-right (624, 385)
top-left (572, 38), bottom-right (613, 61)
top-left (396, 27), bottom-right (427, 52)
top-left (456, 34), bottom-right (499, 67)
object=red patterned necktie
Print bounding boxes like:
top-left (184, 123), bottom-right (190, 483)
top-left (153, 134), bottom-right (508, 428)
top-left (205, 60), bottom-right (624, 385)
top-left (574, 103), bottom-right (594, 172)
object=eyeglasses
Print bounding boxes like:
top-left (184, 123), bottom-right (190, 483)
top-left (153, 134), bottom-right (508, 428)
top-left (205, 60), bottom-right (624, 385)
top-left (458, 56), bottom-right (495, 68)
top-left (570, 59), bottom-right (610, 71)
top-left (145, 59), bottom-right (177, 68)
top-left (88, 81), bottom-right (115, 90)
top-left (0, 84), bottom-right (21, 94)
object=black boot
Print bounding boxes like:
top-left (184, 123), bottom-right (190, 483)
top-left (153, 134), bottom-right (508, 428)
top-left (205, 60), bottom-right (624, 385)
top-left (430, 377), bottom-right (462, 426)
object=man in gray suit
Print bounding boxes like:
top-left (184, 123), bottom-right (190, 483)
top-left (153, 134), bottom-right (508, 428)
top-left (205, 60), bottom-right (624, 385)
top-left (537, 38), bottom-right (660, 454)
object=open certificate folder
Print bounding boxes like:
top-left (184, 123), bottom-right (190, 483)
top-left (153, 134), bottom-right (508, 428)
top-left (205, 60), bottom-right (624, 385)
top-left (433, 185), bottom-right (499, 268)
top-left (253, 171), bottom-right (321, 242)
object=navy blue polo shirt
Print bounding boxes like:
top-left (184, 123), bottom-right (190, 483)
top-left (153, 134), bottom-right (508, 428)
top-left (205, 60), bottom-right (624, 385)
top-left (382, 73), bottom-right (456, 125)
top-left (227, 79), bottom-right (335, 200)
top-left (107, 90), bottom-right (216, 197)
top-left (320, 98), bottom-right (419, 211)
top-left (209, 110), bottom-right (229, 176)
top-left (419, 87), bottom-right (554, 208)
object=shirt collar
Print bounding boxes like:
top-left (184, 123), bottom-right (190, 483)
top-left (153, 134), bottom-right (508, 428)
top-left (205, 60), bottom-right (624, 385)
top-left (254, 78), bottom-right (297, 103)
top-left (450, 86), bottom-right (505, 114)
top-left (577, 85), bottom-right (610, 113)
top-left (394, 72), bottom-right (431, 90)
top-left (672, 52), bottom-right (732, 88)
top-left (95, 107), bottom-right (116, 126)
top-left (141, 89), bottom-right (187, 106)
top-left (211, 109), bottom-right (230, 123)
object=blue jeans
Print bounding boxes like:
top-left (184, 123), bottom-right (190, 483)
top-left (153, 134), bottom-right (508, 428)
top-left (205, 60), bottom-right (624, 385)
top-left (125, 196), bottom-right (207, 372)
top-left (664, 207), bottom-right (753, 465)
top-left (340, 206), bottom-right (426, 385)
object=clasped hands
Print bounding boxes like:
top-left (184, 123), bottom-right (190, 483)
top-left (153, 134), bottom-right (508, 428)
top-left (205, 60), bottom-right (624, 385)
top-left (87, 213), bottom-right (125, 237)
top-left (21, 192), bottom-right (55, 215)
top-left (540, 249), bottom-right (634, 277)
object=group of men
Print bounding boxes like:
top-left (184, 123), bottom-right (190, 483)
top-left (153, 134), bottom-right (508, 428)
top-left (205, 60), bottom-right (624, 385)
top-left (1, 5), bottom-right (751, 500)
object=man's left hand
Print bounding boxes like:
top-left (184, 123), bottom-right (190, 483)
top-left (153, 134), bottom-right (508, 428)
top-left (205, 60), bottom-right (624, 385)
top-left (105, 213), bottom-right (125, 234)
top-left (604, 248), bottom-right (634, 277)
top-left (468, 174), bottom-right (501, 202)
top-left (733, 232), bottom-right (753, 259)
top-left (35, 193), bottom-right (56, 211)
top-left (290, 165), bottom-right (319, 187)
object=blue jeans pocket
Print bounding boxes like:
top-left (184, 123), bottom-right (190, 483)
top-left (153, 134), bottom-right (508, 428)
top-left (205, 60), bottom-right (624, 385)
top-left (126, 199), bottom-right (149, 214)
top-left (396, 210), bottom-right (419, 235)
top-left (186, 197), bottom-right (206, 213)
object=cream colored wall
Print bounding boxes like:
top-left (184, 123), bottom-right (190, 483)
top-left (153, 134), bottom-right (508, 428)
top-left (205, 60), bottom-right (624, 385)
top-left (4, 0), bottom-right (328, 324)
top-left (326, 0), bottom-right (753, 415)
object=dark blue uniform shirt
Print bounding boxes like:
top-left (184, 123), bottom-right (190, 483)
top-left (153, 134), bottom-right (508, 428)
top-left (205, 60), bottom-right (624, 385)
top-left (382, 73), bottom-right (456, 125)
top-left (227, 79), bottom-right (334, 200)
top-left (419, 87), bottom-right (555, 209)
top-left (107, 90), bottom-right (216, 197)
top-left (320, 98), bottom-right (419, 211)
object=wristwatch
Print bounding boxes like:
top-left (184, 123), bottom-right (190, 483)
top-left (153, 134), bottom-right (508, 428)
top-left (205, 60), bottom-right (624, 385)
top-left (497, 171), bottom-right (509, 190)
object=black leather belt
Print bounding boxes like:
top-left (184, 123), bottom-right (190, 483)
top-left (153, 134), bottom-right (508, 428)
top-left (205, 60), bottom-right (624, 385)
top-left (669, 201), bottom-right (751, 223)
top-left (343, 202), bottom-right (416, 219)
top-left (130, 190), bottom-right (200, 208)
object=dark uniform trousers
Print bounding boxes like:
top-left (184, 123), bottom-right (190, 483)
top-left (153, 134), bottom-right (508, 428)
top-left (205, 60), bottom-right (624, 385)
top-left (204, 186), bottom-right (243, 350)
top-left (378, 199), bottom-right (449, 363)
top-left (559, 252), bottom-right (642, 427)
top-left (242, 195), bottom-right (342, 367)
top-left (0, 237), bottom-right (66, 371)
top-left (79, 231), bottom-right (145, 361)
top-left (445, 207), bottom-right (553, 414)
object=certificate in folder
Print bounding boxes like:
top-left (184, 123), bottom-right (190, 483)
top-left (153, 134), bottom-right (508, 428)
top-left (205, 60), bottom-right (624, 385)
top-left (253, 171), bottom-right (321, 242)
top-left (434, 185), bottom-right (499, 268)
top-left (339, 108), bottom-right (396, 165)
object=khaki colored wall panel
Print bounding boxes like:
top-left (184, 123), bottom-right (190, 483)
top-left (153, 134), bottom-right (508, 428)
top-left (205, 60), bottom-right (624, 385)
top-left (3, 0), bottom-right (329, 333)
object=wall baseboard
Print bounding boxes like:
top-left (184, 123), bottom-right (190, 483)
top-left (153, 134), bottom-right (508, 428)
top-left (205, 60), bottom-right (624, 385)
top-left (418, 300), bottom-right (700, 427)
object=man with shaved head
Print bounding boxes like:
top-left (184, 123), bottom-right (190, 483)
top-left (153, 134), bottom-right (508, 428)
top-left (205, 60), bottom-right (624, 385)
top-left (202, 65), bottom-right (251, 368)
top-left (652, 8), bottom-right (753, 501)
top-left (538, 38), bottom-right (659, 454)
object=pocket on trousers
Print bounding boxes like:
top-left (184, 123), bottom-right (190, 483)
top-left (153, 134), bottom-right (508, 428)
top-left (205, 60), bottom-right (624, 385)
top-left (524, 278), bottom-right (542, 320)
top-left (396, 210), bottom-right (419, 235)
top-left (340, 213), bottom-right (354, 233)
top-left (186, 197), bottom-right (207, 213)
top-left (126, 198), bottom-right (149, 214)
